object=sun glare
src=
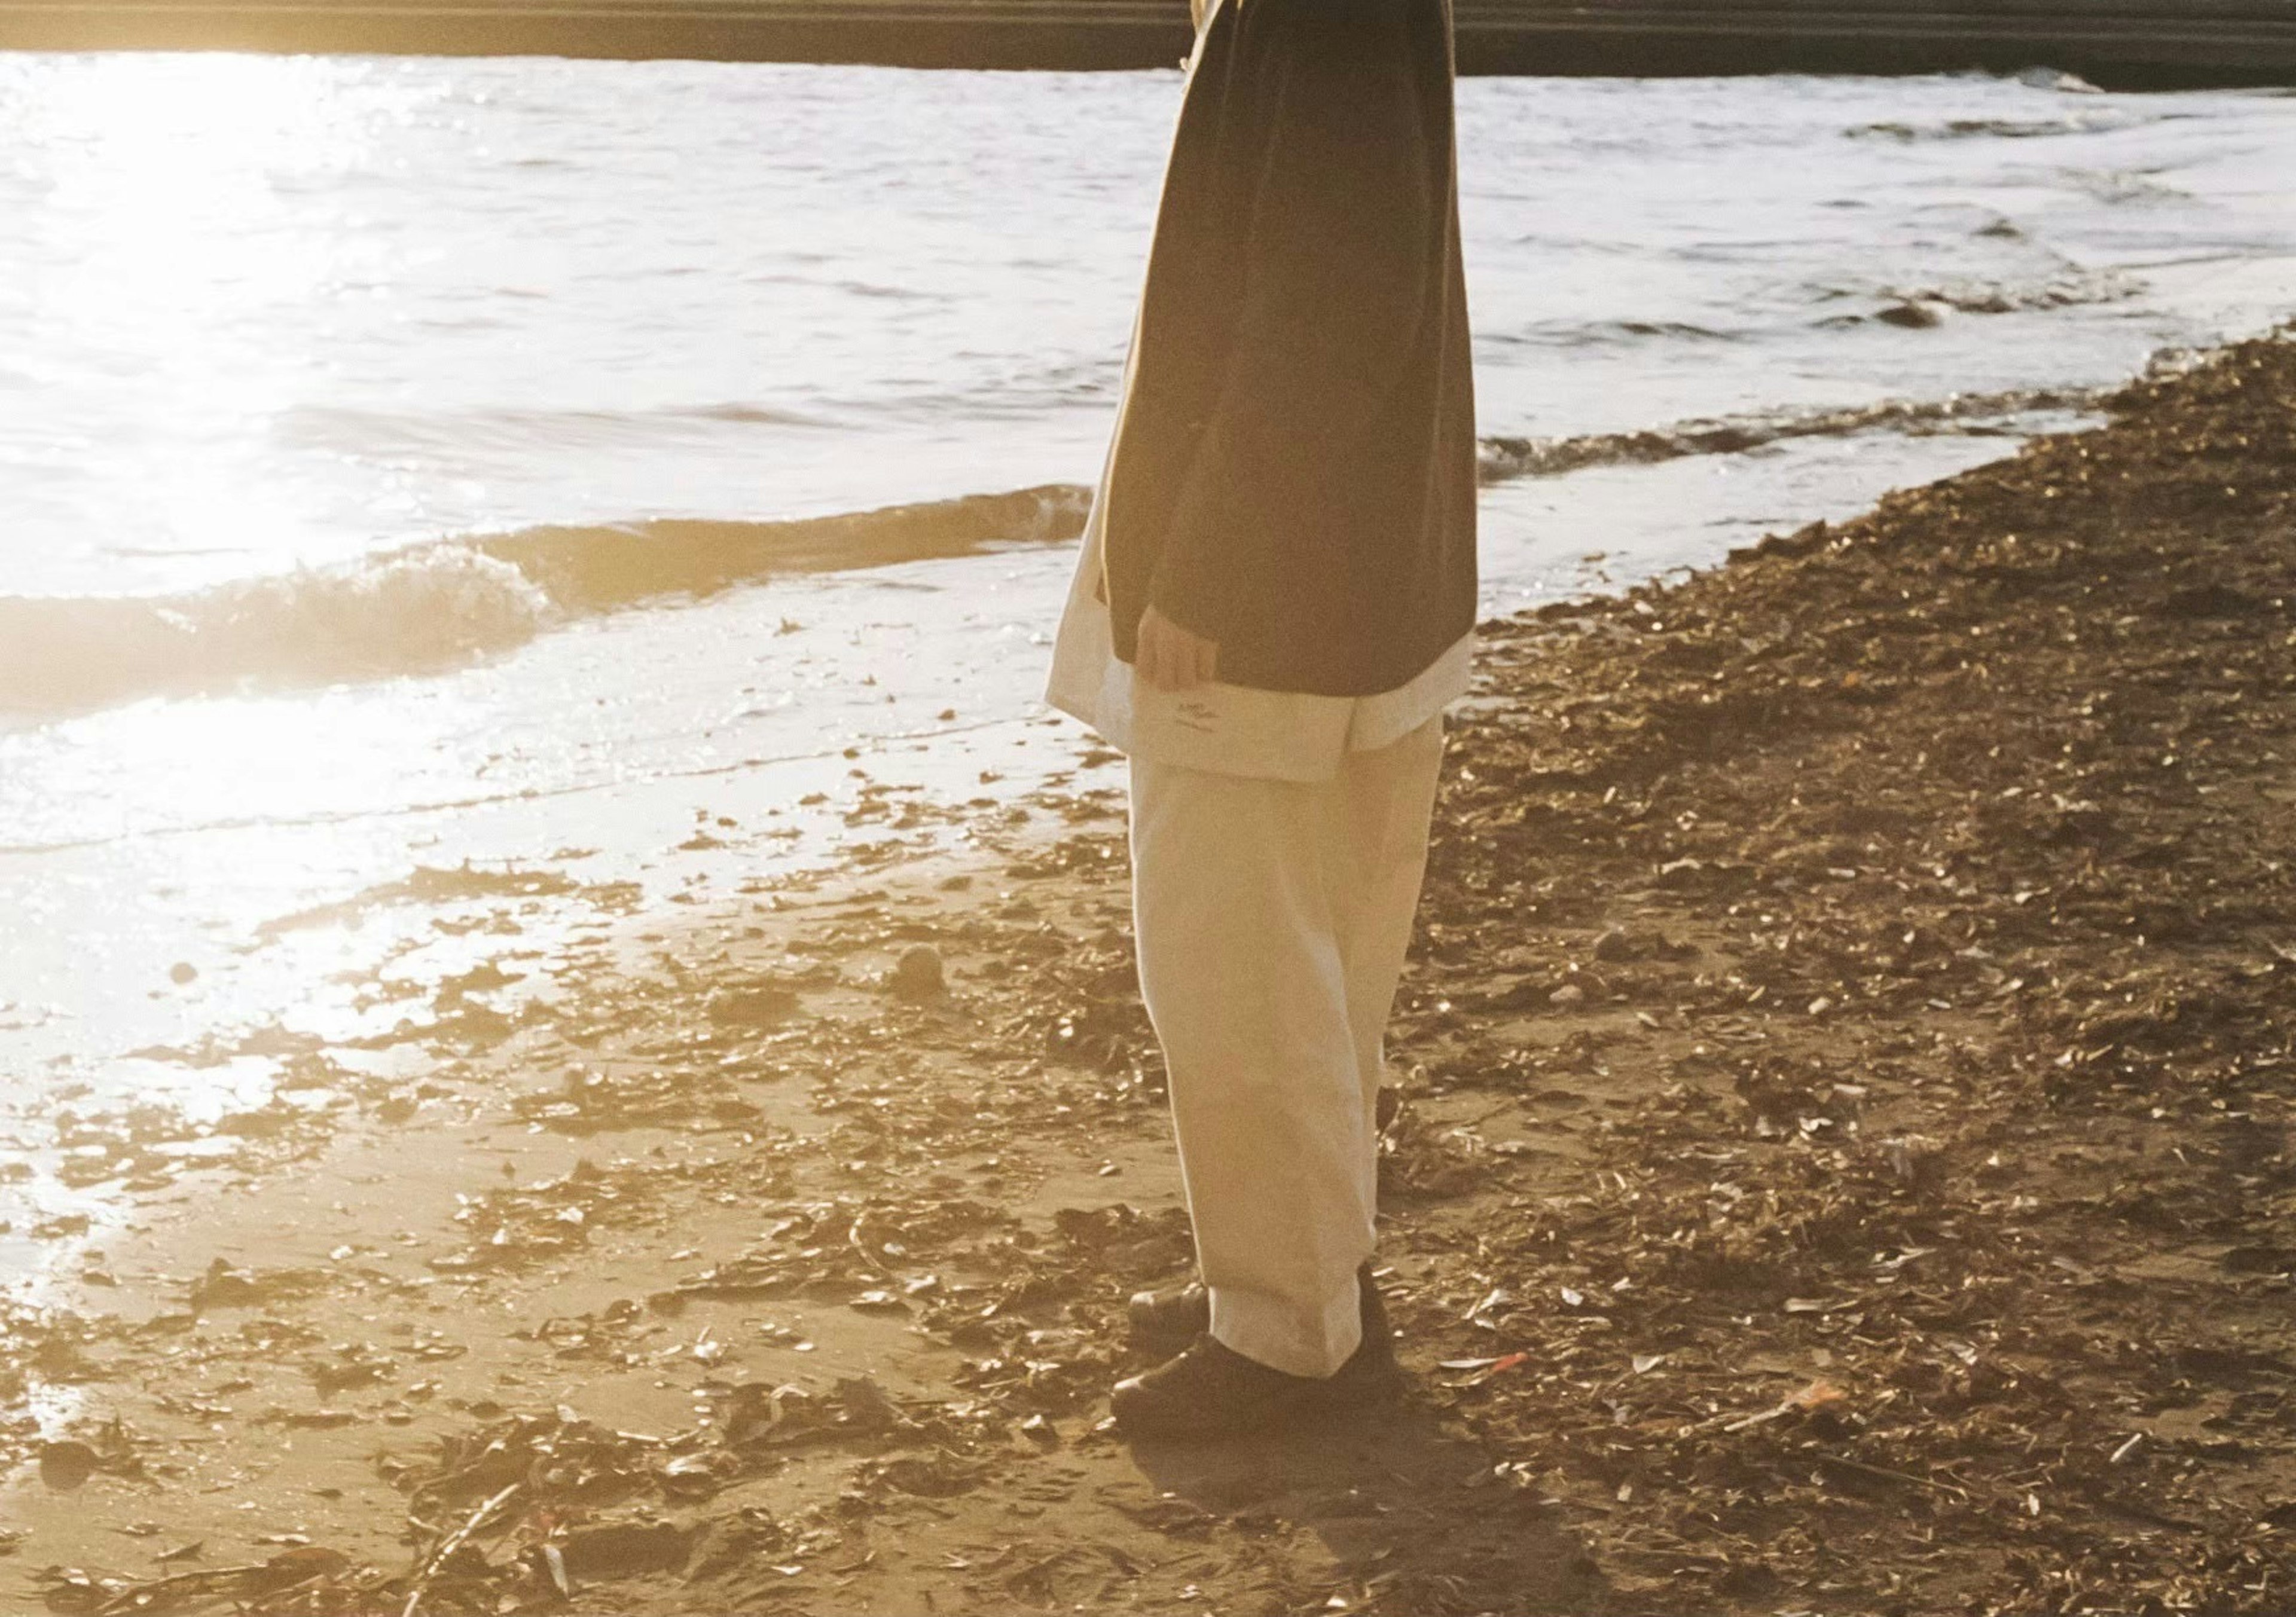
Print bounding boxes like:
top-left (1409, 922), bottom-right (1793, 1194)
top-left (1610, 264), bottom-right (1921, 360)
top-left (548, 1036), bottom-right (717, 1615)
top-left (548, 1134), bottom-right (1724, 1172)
top-left (15, 55), bottom-right (367, 563)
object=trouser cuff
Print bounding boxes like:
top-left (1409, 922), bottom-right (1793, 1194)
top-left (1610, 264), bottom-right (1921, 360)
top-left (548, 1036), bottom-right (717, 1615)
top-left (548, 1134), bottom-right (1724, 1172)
top-left (1208, 1276), bottom-right (1363, 1379)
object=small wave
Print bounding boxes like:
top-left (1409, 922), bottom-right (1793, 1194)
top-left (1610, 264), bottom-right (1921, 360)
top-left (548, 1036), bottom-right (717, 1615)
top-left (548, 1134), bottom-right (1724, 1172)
top-left (0, 484), bottom-right (1089, 720)
top-left (279, 399), bottom-right (833, 453)
top-left (1477, 386), bottom-right (2106, 484)
top-left (2062, 167), bottom-right (2188, 206)
top-left (835, 279), bottom-right (947, 302)
top-left (1877, 267), bottom-right (2141, 316)
top-left (681, 402), bottom-right (831, 426)
top-left (859, 356), bottom-right (1129, 421)
top-left (469, 482), bottom-right (1089, 612)
top-left (1489, 317), bottom-right (1739, 351)
top-left (2010, 67), bottom-right (2103, 94)
top-left (1850, 110), bottom-right (2142, 142)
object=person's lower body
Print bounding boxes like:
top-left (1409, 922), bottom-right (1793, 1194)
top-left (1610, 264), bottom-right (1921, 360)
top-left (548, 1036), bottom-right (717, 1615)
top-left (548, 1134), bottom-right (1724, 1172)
top-left (1112, 715), bottom-right (1445, 1434)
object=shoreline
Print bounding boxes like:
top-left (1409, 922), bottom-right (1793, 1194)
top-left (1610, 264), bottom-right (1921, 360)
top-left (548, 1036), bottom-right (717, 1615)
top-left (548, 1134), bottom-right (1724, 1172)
top-left (4, 325), bottom-right (2295, 1613)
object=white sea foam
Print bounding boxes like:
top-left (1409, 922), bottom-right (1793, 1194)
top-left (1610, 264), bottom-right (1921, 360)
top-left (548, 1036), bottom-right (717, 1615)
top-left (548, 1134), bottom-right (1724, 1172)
top-left (0, 548), bottom-right (554, 717)
top-left (0, 485), bottom-right (1092, 716)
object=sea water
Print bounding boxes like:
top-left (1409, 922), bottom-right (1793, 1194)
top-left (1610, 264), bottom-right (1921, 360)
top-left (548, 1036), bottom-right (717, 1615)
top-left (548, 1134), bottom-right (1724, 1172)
top-left (1, 54), bottom-right (2292, 1160)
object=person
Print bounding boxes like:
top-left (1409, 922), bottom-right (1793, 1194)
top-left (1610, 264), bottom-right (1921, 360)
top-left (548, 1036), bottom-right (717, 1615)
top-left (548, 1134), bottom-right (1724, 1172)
top-left (1043, 0), bottom-right (1476, 1440)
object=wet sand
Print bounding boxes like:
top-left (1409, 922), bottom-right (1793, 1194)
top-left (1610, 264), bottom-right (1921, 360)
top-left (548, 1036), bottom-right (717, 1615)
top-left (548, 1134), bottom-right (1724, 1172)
top-left (4, 326), bottom-right (2295, 1613)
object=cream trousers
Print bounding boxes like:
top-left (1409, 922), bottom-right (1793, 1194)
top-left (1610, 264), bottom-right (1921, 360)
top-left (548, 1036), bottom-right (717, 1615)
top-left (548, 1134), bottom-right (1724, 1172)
top-left (1128, 714), bottom-right (1445, 1377)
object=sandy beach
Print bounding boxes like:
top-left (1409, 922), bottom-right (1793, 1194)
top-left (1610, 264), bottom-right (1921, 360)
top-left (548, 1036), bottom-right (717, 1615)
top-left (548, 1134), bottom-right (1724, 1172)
top-left (4, 325), bottom-right (2295, 1615)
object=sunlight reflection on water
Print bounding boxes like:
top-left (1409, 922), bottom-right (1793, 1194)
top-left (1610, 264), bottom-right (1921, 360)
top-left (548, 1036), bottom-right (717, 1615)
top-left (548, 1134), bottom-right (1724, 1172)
top-left (13, 56), bottom-right (391, 564)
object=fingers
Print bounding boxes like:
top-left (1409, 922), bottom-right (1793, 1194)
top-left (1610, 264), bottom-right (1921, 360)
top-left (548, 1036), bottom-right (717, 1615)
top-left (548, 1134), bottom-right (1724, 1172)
top-left (1150, 620), bottom-right (1195, 692)
top-left (1150, 634), bottom-right (1182, 692)
top-left (1139, 613), bottom-right (1169, 691)
top-left (1137, 607), bottom-right (1218, 693)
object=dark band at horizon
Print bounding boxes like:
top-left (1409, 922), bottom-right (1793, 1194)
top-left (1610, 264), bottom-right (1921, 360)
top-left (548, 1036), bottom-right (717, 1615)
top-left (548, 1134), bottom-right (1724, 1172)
top-left (2, 0), bottom-right (2295, 87)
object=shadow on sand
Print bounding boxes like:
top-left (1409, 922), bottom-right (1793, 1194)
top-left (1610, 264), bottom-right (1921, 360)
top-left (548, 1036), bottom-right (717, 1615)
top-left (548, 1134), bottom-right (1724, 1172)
top-left (1123, 1387), bottom-right (1605, 1615)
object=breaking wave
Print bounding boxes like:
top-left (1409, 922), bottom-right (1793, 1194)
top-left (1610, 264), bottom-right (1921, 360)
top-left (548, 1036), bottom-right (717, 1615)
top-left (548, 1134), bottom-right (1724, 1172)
top-left (1477, 384), bottom-right (2107, 482)
top-left (0, 549), bottom-right (554, 720)
top-left (2, 383), bottom-right (2100, 721)
top-left (0, 484), bottom-right (1089, 719)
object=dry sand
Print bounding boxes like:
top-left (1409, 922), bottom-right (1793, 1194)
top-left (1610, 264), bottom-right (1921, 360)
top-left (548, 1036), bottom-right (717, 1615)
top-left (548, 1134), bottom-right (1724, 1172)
top-left (4, 327), bottom-right (2294, 1615)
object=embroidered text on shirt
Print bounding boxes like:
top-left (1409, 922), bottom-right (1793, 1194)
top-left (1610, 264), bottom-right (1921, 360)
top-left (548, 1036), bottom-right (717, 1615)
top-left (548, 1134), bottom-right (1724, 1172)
top-left (1173, 698), bottom-right (1221, 734)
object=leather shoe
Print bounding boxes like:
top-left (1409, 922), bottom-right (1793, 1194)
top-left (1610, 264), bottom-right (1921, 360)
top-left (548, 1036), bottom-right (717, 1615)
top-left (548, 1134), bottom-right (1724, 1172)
top-left (1125, 1280), bottom-right (1210, 1354)
top-left (1111, 1269), bottom-right (1400, 1440)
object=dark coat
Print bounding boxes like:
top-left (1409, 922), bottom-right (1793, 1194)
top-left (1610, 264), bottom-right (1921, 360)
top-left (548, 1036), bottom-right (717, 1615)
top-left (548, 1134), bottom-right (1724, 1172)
top-left (1098, 0), bottom-right (1477, 697)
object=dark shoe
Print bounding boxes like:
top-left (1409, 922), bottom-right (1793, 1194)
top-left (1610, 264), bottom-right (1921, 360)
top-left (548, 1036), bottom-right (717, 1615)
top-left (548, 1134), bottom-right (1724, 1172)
top-left (1112, 1335), bottom-right (1333, 1440)
top-left (1125, 1280), bottom-right (1210, 1355)
top-left (1328, 1271), bottom-right (1403, 1401)
top-left (1112, 1271), bottom-right (1402, 1441)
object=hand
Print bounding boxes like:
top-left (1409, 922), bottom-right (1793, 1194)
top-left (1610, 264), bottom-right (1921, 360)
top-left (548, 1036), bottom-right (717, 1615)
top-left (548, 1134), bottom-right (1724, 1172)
top-left (1135, 604), bottom-right (1219, 693)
